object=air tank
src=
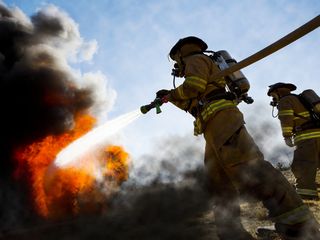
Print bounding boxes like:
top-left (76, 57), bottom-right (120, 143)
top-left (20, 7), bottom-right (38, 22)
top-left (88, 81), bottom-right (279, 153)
top-left (216, 50), bottom-right (250, 97)
top-left (300, 89), bottom-right (320, 113)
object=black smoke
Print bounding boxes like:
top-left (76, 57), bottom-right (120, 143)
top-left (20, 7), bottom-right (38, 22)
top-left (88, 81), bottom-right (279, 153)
top-left (0, 4), bottom-right (94, 178)
top-left (2, 168), bottom-right (214, 240)
top-left (0, 3), bottom-right (97, 232)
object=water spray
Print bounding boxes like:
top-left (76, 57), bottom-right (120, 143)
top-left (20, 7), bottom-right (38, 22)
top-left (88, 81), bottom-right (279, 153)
top-left (53, 96), bottom-right (167, 170)
top-left (54, 109), bottom-right (142, 168)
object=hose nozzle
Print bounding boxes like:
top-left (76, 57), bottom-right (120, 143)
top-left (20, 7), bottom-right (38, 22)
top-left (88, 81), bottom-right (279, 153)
top-left (140, 98), bottom-right (163, 114)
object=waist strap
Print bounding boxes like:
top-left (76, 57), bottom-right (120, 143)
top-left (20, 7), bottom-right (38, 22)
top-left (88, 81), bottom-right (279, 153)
top-left (294, 121), bottom-right (320, 132)
top-left (203, 89), bottom-right (235, 103)
top-left (189, 89), bottom-right (235, 117)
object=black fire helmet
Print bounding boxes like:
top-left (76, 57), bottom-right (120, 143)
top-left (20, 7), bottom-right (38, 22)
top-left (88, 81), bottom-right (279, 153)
top-left (267, 82), bottom-right (297, 96)
top-left (169, 36), bottom-right (208, 60)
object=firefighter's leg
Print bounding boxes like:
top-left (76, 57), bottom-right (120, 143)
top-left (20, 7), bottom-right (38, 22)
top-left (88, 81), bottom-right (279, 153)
top-left (291, 139), bottom-right (319, 200)
top-left (218, 126), bottom-right (320, 240)
top-left (204, 142), bottom-right (255, 240)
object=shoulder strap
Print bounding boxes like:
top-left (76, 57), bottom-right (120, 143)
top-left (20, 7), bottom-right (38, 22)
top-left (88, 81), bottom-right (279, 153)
top-left (203, 52), bottom-right (226, 89)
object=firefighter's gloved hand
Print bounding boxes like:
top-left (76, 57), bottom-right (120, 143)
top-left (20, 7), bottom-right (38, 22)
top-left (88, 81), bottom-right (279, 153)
top-left (284, 137), bottom-right (294, 147)
top-left (156, 89), bottom-right (170, 98)
top-left (161, 95), bottom-right (170, 103)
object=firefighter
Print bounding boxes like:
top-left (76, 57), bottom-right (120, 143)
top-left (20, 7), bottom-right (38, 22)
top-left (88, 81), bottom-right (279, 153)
top-left (267, 82), bottom-right (320, 200)
top-left (156, 36), bottom-right (320, 240)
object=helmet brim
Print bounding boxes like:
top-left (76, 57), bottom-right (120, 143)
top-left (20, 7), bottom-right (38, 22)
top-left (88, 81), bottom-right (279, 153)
top-left (169, 36), bottom-right (207, 60)
top-left (267, 83), bottom-right (297, 96)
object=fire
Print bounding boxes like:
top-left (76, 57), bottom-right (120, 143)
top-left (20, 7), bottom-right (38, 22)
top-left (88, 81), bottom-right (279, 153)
top-left (104, 145), bottom-right (129, 183)
top-left (14, 114), bottom-right (130, 219)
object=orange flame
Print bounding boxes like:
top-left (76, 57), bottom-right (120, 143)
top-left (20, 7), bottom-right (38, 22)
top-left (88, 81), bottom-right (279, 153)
top-left (14, 114), bottom-right (130, 219)
top-left (104, 145), bottom-right (129, 183)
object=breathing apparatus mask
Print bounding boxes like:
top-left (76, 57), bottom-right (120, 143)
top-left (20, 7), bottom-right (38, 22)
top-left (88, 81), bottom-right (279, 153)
top-left (270, 97), bottom-right (278, 107)
top-left (171, 62), bottom-right (185, 77)
top-left (171, 58), bottom-right (185, 88)
top-left (269, 92), bottom-right (279, 118)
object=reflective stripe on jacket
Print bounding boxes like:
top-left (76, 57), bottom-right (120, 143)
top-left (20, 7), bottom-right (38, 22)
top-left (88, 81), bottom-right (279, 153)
top-left (294, 129), bottom-right (320, 143)
top-left (201, 99), bottom-right (237, 122)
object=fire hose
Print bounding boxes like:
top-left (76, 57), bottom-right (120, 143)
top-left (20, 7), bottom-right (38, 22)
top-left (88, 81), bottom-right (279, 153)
top-left (209, 15), bottom-right (320, 82)
top-left (140, 15), bottom-right (320, 114)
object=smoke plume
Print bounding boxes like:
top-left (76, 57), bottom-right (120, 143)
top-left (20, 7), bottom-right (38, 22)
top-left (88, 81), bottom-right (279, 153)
top-left (0, 3), bottom-right (114, 176)
top-left (128, 134), bottom-right (204, 185)
top-left (245, 103), bottom-right (293, 168)
top-left (0, 2), bottom-right (114, 231)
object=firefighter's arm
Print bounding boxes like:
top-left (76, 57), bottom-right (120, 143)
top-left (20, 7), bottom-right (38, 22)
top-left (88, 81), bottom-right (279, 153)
top-left (278, 98), bottom-right (295, 146)
top-left (169, 99), bottom-right (193, 111)
top-left (156, 89), bottom-right (192, 111)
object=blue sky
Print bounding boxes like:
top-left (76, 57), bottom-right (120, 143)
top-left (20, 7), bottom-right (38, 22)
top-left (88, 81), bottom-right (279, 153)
top-left (2, 0), bottom-right (320, 165)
